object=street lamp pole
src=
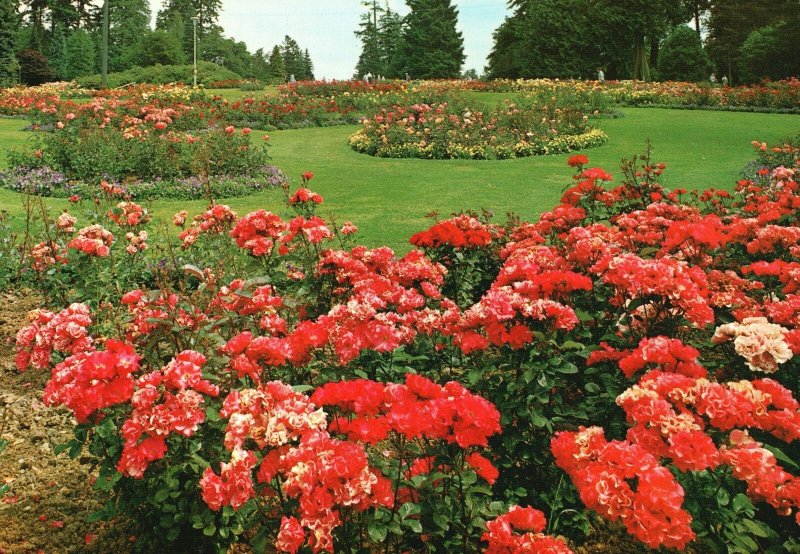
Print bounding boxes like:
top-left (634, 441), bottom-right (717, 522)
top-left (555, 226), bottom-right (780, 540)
top-left (192, 15), bottom-right (199, 88)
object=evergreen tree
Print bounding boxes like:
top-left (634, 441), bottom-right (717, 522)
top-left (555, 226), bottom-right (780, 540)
top-left (108, 0), bottom-right (150, 72)
top-left (354, 0), bottom-right (382, 77)
top-left (266, 44), bottom-right (285, 83)
top-left (133, 28), bottom-right (186, 66)
top-left (378, 5), bottom-right (403, 77)
top-left (398, 0), bottom-right (464, 79)
top-left (250, 47), bottom-right (269, 81)
top-left (47, 21), bottom-right (67, 78)
top-left (302, 48), bottom-right (313, 80)
top-left (657, 24), bottom-right (712, 81)
top-left (64, 27), bottom-right (94, 78)
top-left (280, 35), bottom-right (303, 80)
top-left (0, 0), bottom-right (20, 85)
top-left (156, 0), bottom-right (221, 60)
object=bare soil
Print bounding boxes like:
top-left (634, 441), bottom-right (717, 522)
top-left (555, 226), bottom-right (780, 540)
top-left (0, 292), bottom-right (131, 554)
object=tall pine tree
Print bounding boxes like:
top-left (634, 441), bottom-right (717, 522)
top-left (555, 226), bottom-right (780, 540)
top-left (354, 1), bottom-right (382, 78)
top-left (156, 0), bottom-right (221, 61)
top-left (108, 0), bottom-right (150, 72)
top-left (0, 0), bottom-right (20, 85)
top-left (266, 44), bottom-right (285, 83)
top-left (398, 0), bottom-right (464, 79)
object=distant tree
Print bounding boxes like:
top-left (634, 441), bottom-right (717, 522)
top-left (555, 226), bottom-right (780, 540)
top-left (462, 68), bottom-right (478, 80)
top-left (156, 0), bottom-right (222, 60)
top-left (48, 22), bottom-right (68, 78)
top-left (378, 5), bottom-right (403, 77)
top-left (199, 31), bottom-right (253, 77)
top-left (107, 0), bottom-right (150, 72)
top-left (354, 1), bottom-right (382, 77)
top-left (281, 35), bottom-right (304, 80)
top-left (134, 28), bottom-right (186, 66)
top-left (487, 0), bottom-right (629, 79)
top-left (657, 25), bottom-right (712, 81)
top-left (738, 22), bottom-right (800, 82)
top-left (0, 0), bottom-right (20, 85)
top-left (64, 27), bottom-right (94, 79)
top-left (266, 44), bottom-right (285, 83)
top-left (250, 47), bottom-right (269, 81)
top-left (17, 47), bottom-right (54, 84)
top-left (705, 0), bottom-right (796, 83)
top-left (302, 49), bottom-right (314, 80)
top-left (399, 0), bottom-right (464, 79)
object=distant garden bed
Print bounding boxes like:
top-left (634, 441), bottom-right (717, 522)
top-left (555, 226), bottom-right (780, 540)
top-left (349, 101), bottom-right (608, 160)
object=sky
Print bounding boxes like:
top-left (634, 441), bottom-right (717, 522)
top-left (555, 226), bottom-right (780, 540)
top-left (147, 1), bottom-right (510, 79)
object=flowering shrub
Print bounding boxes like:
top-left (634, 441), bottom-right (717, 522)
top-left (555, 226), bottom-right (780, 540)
top-left (349, 100), bottom-right (608, 160)
top-left (12, 138), bottom-right (800, 552)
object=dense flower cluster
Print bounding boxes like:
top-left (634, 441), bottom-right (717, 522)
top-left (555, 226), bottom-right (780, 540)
top-left (312, 374), bottom-right (502, 449)
top-left (118, 351), bottom-right (219, 478)
top-left (43, 339), bottom-right (140, 422)
top-left (108, 201), bottom-right (149, 227)
top-left (483, 506), bottom-right (574, 554)
top-left (202, 381), bottom-right (394, 553)
top-left (552, 427), bottom-right (695, 550)
top-left (15, 303), bottom-right (93, 371)
top-left (410, 214), bottom-right (497, 249)
top-left (68, 224), bottom-right (115, 256)
top-left (179, 204), bottom-right (239, 248)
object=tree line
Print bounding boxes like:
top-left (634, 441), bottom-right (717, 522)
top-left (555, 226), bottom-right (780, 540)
top-left (0, 0), bottom-right (315, 86)
top-left (352, 0), bottom-right (799, 84)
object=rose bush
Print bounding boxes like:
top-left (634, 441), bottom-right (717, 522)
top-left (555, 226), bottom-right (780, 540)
top-left (8, 138), bottom-right (800, 553)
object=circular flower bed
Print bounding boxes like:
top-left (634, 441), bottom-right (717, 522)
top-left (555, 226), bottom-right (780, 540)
top-left (349, 101), bottom-right (609, 160)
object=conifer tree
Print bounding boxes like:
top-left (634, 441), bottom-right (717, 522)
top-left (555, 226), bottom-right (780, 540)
top-left (266, 44), bottom-right (285, 83)
top-left (0, 0), bottom-right (20, 85)
top-left (398, 0), bottom-right (464, 79)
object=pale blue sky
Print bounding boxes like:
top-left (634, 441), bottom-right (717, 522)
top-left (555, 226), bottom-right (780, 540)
top-left (148, 1), bottom-right (510, 79)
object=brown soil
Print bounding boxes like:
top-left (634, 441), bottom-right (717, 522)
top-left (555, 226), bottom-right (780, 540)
top-left (0, 292), bottom-right (132, 554)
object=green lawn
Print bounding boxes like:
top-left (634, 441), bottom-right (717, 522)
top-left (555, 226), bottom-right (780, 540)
top-left (1, 108), bottom-right (798, 251)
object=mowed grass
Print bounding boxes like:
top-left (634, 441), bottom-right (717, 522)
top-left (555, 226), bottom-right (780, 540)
top-left (1, 108), bottom-right (798, 251)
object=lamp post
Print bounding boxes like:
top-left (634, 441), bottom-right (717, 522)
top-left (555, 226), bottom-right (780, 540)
top-left (192, 15), bottom-right (199, 88)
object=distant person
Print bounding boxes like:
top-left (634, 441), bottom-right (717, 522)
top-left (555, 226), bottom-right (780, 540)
top-left (597, 67), bottom-right (605, 83)
top-left (289, 74), bottom-right (296, 83)
top-left (709, 73), bottom-right (717, 86)
top-left (721, 75), bottom-right (728, 87)
top-left (404, 72), bottom-right (410, 82)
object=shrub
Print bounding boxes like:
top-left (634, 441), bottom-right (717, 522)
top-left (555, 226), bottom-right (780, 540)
top-left (657, 25), bottom-right (713, 82)
top-left (17, 48), bottom-right (55, 85)
top-left (76, 61), bottom-right (242, 89)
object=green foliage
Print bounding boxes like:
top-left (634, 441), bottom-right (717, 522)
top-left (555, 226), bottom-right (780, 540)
top-left (266, 44), bottom-right (285, 84)
top-left (47, 24), bottom-right (68, 80)
top-left (657, 25), bottom-right (712, 82)
top-left (17, 48), bottom-right (54, 85)
top-left (64, 29), bottom-right (96, 80)
top-left (738, 23), bottom-right (800, 83)
top-left (76, 61), bottom-right (241, 88)
top-left (134, 28), bottom-right (187, 67)
top-left (107, 0), bottom-right (151, 72)
top-left (400, 0), bottom-right (465, 79)
top-left (706, 0), bottom-right (798, 84)
top-left (487, 0), bottom-right (629, 80)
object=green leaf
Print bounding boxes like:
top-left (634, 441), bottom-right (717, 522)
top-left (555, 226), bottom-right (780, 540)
top-left (763, 444), bottom-right (799, 470)
top-left (715, 487), bottom-right (730, 506)
top-left (367, 523), bottom-right (388, 542)
top-left (203, 523), bottom-right (216, 536)
top-left (555, 362), bottom-right (578, 374)
top-left (732, 493), bottom-right (753, 513)
top-left (741, 519), bottom-right (770, 538)
top-left (404, 519), bottom-right (423, 533)
top-left (399, 502), bottom-right (420, 519)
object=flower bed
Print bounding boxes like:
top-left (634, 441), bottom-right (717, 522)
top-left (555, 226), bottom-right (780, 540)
top-left (349, 100), bottom-right (608, 159)
top-left (4, 137), bottom-right (800, 552)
